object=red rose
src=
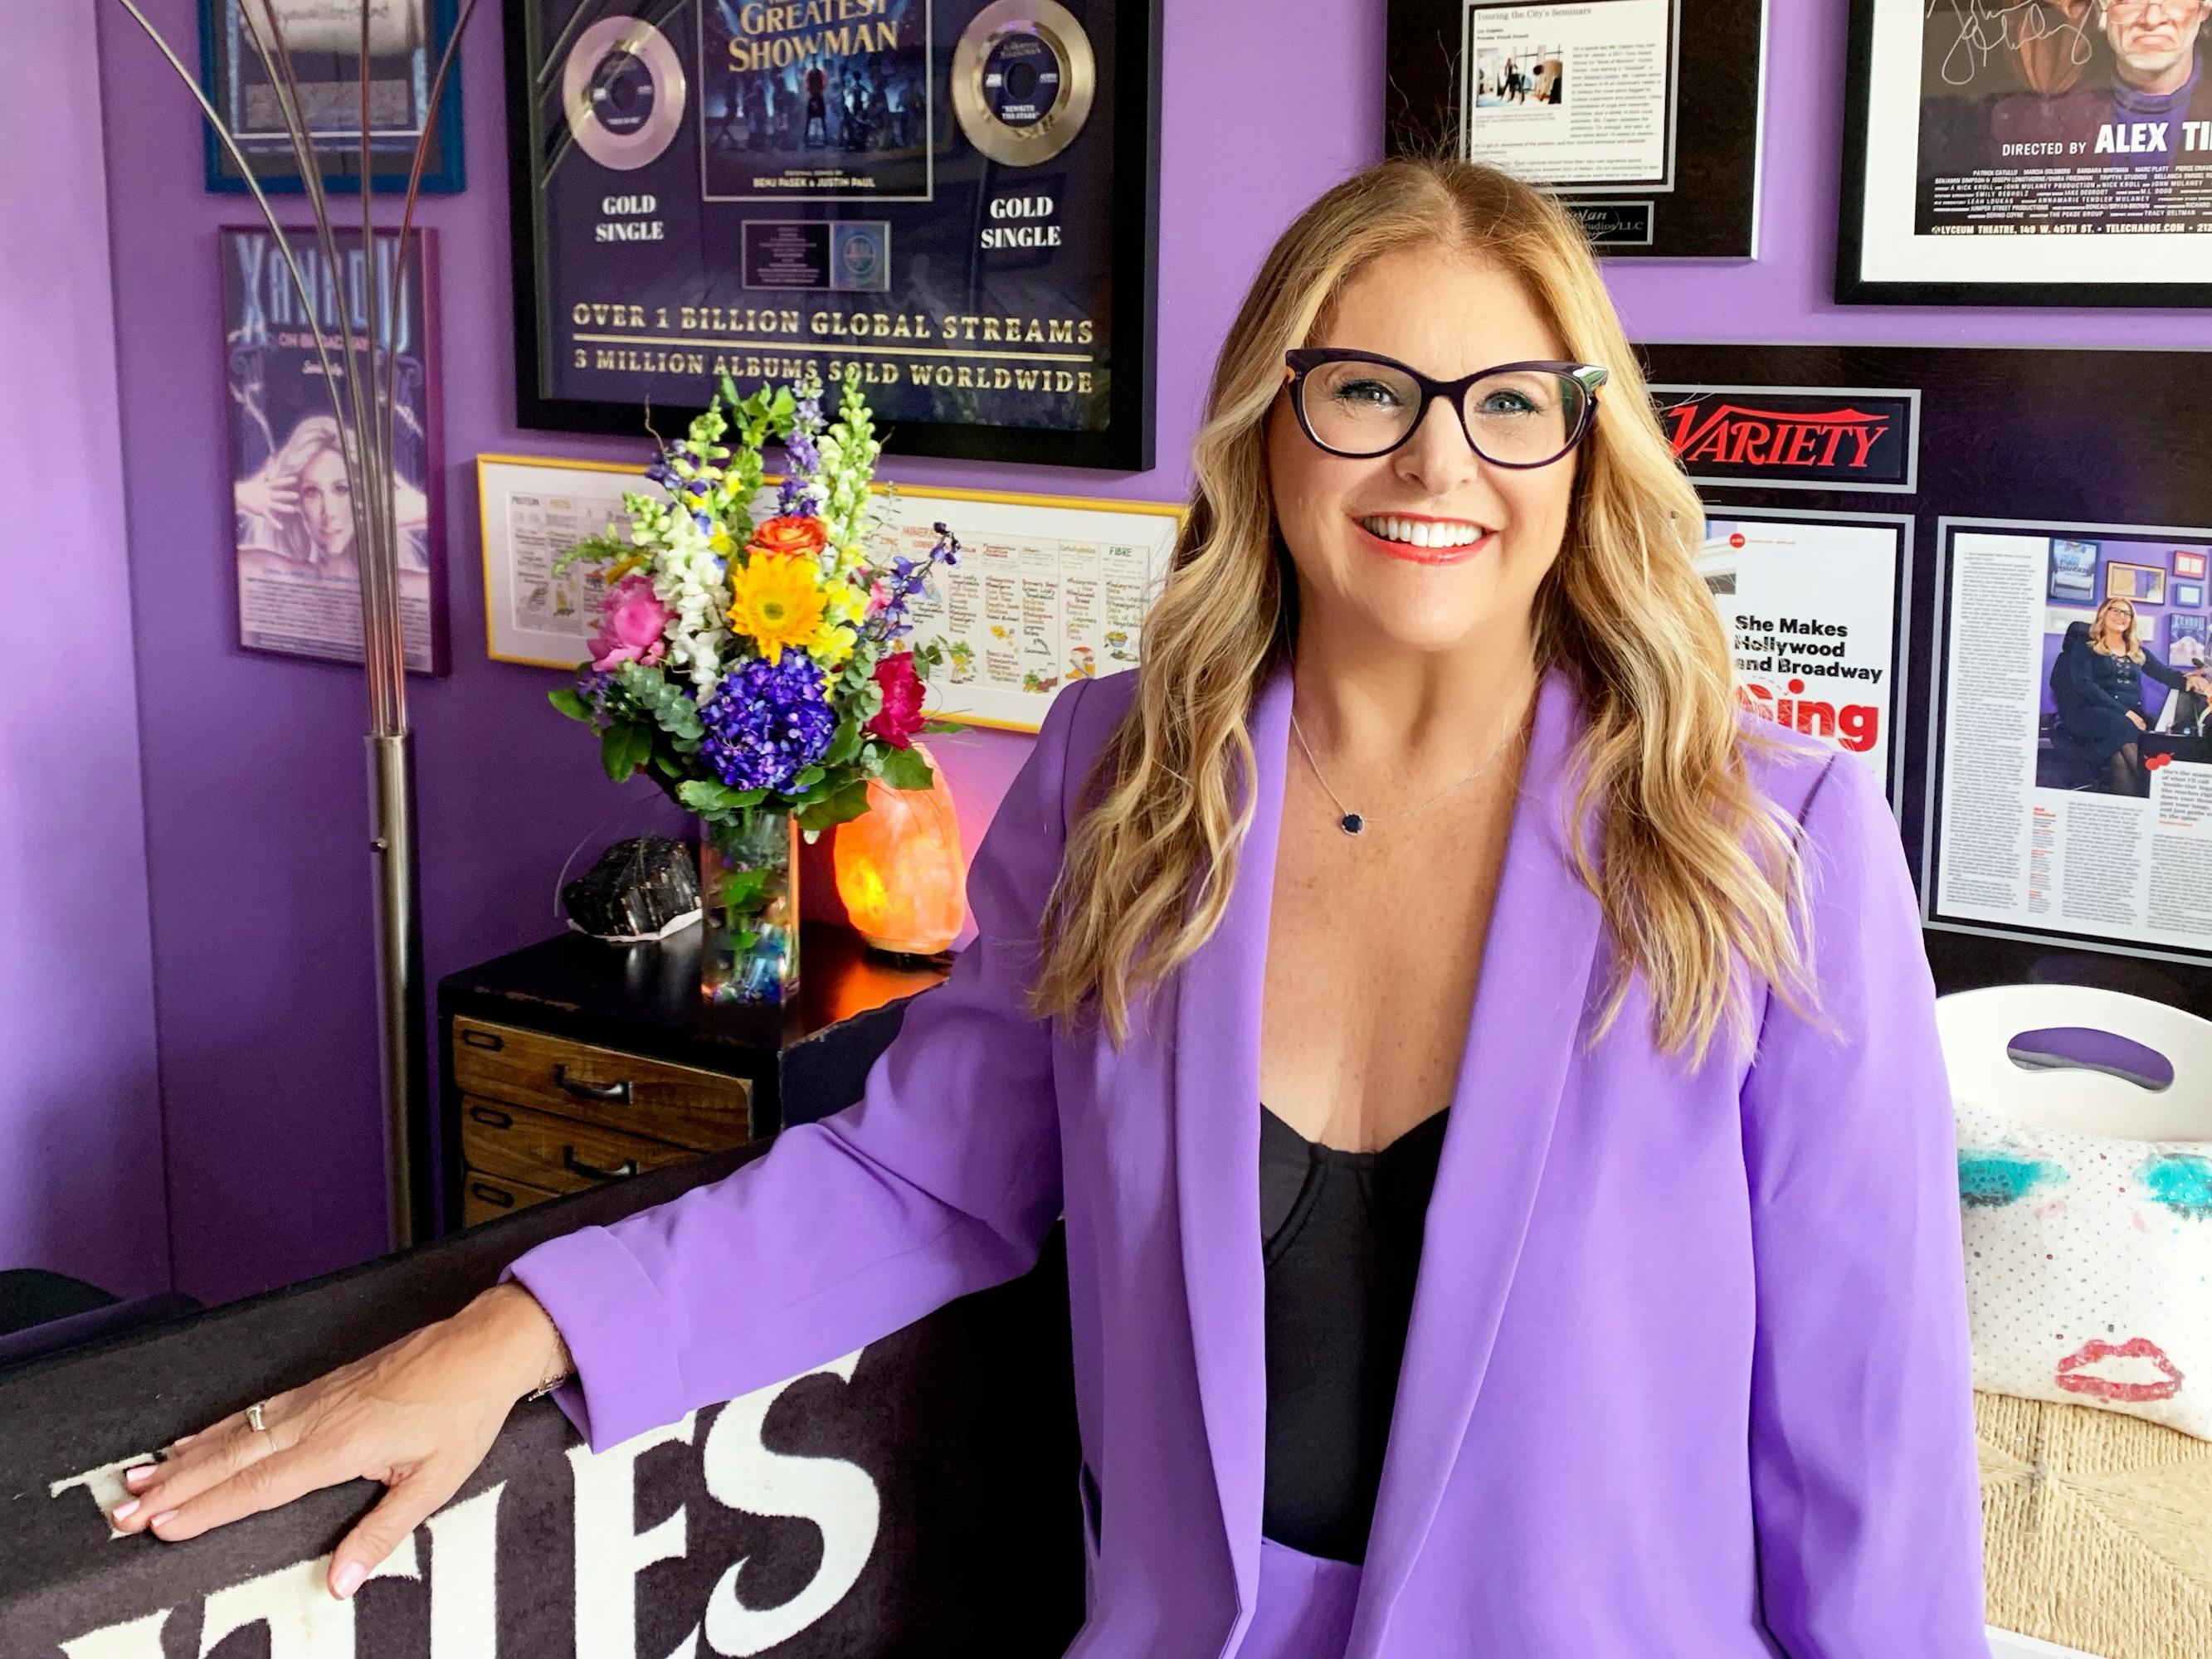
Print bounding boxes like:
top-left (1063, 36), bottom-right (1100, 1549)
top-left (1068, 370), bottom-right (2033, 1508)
top-left (748, 513), bottom-right (829, 559)
top-left (866, 651), bottom-right (927, 748)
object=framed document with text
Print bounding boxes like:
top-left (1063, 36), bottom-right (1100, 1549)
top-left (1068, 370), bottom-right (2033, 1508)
top-left (502, 0), bottom-right (1161, 469)
top-left (1839, 0), bottom-right (2212, 306)
top-left (198, 0), bottom-right (465, 193)
top-left (479, 455), bottom-right (1180, 731)
top-left (1385, 0), bottom-right (1767, 257)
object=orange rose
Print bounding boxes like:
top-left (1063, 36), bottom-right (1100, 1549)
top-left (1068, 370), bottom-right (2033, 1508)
top-left (748, 514), bottom-right (829, 559)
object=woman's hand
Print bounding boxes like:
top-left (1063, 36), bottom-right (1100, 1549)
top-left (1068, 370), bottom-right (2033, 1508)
top-left (232, 469), bottom-right (297, 523)
top-left (108, 1283), bottom-right (568, 1600)
top-left (2127, 709), bottom-right (2148, 730)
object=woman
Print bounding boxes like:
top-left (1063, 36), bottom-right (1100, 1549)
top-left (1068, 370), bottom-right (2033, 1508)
top-left (2052, 595), bottom-right (2210, 795)
top-left (234, 413), bottom-right (431, 580)
top-left (113, 161), bottom-right (1987, 1657)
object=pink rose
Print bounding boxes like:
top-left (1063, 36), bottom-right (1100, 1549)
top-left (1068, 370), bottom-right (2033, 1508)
top-left (589, 573), bottom-right (670, 670)
top-left (866, 650), bottom-right (927, 748)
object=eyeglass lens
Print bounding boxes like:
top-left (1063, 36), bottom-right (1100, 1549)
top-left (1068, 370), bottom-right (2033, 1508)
top-left (1298, 360), bottom-right (1589, 464)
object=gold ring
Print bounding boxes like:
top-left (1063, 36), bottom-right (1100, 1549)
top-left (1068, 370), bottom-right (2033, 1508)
top-left (246, 1401), bottom-right (269, 1433)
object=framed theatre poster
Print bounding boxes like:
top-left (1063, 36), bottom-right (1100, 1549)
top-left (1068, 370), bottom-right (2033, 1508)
top-left (1839, 0), bottom-right (2212, 306)
top-left (222, 226), bottom-right (449, 674)
top-left (1384, 0), bottom-right (1768, 257)
top-left (199, 0), bottom-right (465, 194)
top-left (476, 454), bottom-right (640, 669)
top-left (503, 0), bottom-right (1162, 469)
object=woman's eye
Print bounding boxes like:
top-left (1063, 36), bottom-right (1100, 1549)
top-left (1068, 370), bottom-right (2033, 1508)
top-left (1328, 377), bottom-right (1404, 408)
top-left (1475, 388), bottom-right (1541, 416)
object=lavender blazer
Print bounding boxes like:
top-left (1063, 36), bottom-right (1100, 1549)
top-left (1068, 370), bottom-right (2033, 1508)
top-left (511, 661), bottom-right (1989, 1657)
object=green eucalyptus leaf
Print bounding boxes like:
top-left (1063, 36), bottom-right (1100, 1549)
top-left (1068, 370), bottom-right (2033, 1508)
top-left (793, 778), bottom-right (874, 834)
top-left (548, 688), bottom-right (590, 722)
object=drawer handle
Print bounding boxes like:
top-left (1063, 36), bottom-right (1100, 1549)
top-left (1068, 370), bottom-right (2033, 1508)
top-left (563, 1146), bottom-right (641, 1182)
top-left (470, 1182), bottom-right (515, 1210)
top-left (460, 1029), bottom-right (505, 1052)
top-left (469, 1105), bottom-right (514, 1129)
top-left (554, 1064), bottom-right (632, 1105)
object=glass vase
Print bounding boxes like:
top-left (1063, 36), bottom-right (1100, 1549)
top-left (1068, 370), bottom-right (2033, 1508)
top-left (696, 807), bottom-right (800, 1005)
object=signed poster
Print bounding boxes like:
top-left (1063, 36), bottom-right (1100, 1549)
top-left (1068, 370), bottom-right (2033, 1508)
top-left (1841, 0), bottom-right (2212, 304)
top-left (222, 226), bottom-right (448, 674)
top-left (504, 0), bottom-right (1160, 468)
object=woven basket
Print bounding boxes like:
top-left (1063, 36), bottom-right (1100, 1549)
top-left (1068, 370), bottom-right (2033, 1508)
top-left (1977, 1389), bottom-right (2212, 1657)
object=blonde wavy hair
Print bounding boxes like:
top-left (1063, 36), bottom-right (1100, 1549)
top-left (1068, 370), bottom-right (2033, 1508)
top-left (1032, 158), bottom-right (1810, 1064)
top-left (2088, 597), bottom-right (2146, 664)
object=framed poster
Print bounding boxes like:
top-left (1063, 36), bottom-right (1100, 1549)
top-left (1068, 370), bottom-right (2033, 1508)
top-left (503, 0), bottom-right (1161, 469)
top-left (1839, 0), bottom-right (2212, 306)
top-left (198, 0), bottom-right (465, 194)
top-left (1385, 0), bottom-right (1767, 257)
top-left (222, 225), bottom-right (448, 674)
top-left (1928, 518), bottom-right (2212, 966)
top-left (2176, 547), bottom-right (2208, 579)
top-left (479, 457), bottom-right (1180, 732)
top-left (2107, 559), bottom-right (2170, 604)
top-left (2179, 582), bottom-right (2207, 608)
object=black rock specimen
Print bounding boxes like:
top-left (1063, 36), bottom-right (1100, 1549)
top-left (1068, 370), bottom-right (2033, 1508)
top-left (561, 836), bottom-right (701, 941)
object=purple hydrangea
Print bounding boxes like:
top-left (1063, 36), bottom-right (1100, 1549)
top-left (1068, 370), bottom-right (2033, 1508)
top-left (698, 652), bottom-right (836, 793)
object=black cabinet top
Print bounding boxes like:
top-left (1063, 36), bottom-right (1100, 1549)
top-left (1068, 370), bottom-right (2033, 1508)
top-left (437, 921), bottom-right (951, 1084)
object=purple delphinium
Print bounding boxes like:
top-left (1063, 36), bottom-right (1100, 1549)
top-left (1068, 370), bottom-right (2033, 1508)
top-left (778, 394), bottom-right (824, 514)
top-left (575, 669), bottom-right (619, 727)
top-left (867, 522), bottom-right (963, 643)
top-left (698, 652), bottom-right (836, 793)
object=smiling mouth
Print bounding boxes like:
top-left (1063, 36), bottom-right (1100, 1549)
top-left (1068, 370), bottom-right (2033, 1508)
top-left (1355, 513), bottom-right (1492, 552)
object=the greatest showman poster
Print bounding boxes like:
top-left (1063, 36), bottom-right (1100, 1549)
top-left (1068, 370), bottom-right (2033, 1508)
top-left (504, 0), bottom-right (1161, 469)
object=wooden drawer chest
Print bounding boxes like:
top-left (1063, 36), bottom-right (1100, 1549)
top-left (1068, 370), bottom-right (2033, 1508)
top-left (437, 921), bottom-right (948, 1233)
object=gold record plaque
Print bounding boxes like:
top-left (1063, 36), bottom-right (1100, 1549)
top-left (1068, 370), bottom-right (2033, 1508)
top-left (952, 0), bottom-right (1095, 167)
top-left (563, 15), bottom-right (687, 172)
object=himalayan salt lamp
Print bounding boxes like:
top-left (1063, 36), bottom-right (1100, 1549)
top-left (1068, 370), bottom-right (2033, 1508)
top-left (834, 741), bottom-right (966, 955)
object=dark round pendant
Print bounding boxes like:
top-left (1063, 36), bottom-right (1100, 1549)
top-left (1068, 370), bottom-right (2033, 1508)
top-left (1339, 813), bottom-right (1366, 835)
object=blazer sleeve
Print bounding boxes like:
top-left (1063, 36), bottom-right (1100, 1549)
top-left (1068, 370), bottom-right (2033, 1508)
top-left (1738, 753), bottom-right (1988, 1657)
top-left (507, 676), bottom-right (1095, 1451)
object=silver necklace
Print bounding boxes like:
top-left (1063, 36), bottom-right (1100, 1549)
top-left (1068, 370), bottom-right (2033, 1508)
top-left (1289, 702), bottom-right (1529, 836)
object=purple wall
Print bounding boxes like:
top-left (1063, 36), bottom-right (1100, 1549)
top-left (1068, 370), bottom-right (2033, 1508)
top-left (85, 2), bottom-right (2212, 1304)
top-left (1, 3), bottom-right (168, 1297)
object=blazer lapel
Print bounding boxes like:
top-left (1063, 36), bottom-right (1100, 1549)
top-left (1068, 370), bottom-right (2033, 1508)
top-left (1347, 671), bottom-right (1605, 1654)
top-left (1172, 654), bottom-right (1294, 1635)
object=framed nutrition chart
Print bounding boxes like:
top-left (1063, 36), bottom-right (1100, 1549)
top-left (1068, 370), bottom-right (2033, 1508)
top-left (502, 0), bottom-right (1162, 469)
top-left (478, 455), bottom-right (1179, 731)
top-left (1384, 0), bottom-right (1767, 256)
top-left (198, 0), bottom-right (466, 193)
top-left (1839, 0), bottom-right (2212, 306)
top-left (223, 225), bottom-right (450, 675)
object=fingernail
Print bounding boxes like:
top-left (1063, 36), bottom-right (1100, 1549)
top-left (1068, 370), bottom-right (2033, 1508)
top-left (172, 1432), bottom-right (197, 1447)
top-left (124, 1465), bottom-right (154, 1488)
top-left (331, 1560), bottom-right (366, 1600)
top-left (110, 1500), bottom-right (139, 1522)
top-left (148, 1510), bottom-right (177, 1531)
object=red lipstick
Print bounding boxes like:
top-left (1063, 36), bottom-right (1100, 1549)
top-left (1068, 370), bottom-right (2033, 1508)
top-left (1349, 513), bottom-right (1495, 567)
top-left (2055, 1335), bottom-right (2183, 1404)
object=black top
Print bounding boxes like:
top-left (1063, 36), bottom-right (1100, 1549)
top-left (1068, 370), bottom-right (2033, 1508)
top-left (1259, 1103), bottom-right (1450, 1564)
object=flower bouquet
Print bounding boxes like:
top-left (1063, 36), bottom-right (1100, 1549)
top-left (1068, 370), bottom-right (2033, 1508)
top-left (549, 372), bottom-right (960, 1002)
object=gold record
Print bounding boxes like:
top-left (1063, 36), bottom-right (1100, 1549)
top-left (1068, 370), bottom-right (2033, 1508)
top-left (563, 16), bottom-right (687, 172)
top-left (952, 0), bottom-right (1097, 167)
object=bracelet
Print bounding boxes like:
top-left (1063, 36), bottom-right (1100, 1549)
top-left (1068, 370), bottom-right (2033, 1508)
top-left (526, 1335), bottom-right (574, 1402)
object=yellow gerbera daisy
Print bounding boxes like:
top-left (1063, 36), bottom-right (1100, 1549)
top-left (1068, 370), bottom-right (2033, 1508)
top-left (728, 553), bottom-right (827, 663)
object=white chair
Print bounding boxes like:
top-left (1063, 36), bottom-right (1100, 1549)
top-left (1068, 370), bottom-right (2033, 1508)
top-left (1937, 983), bottom-right (2212, 1659)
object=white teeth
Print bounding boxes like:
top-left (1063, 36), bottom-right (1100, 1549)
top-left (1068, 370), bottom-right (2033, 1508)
top-left (1358, 514), bottom-right (1486, 550)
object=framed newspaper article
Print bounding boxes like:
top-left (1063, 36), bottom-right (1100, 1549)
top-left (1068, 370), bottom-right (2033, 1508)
top-left (478, 457), bottom-right (1179, 734)
top-left (1839, 0), bottom-right (2212, 306)
top-left (1927, 517), bottom-right (2212, 965)
top-left (1384, 0), bottom-right (1768, 257)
